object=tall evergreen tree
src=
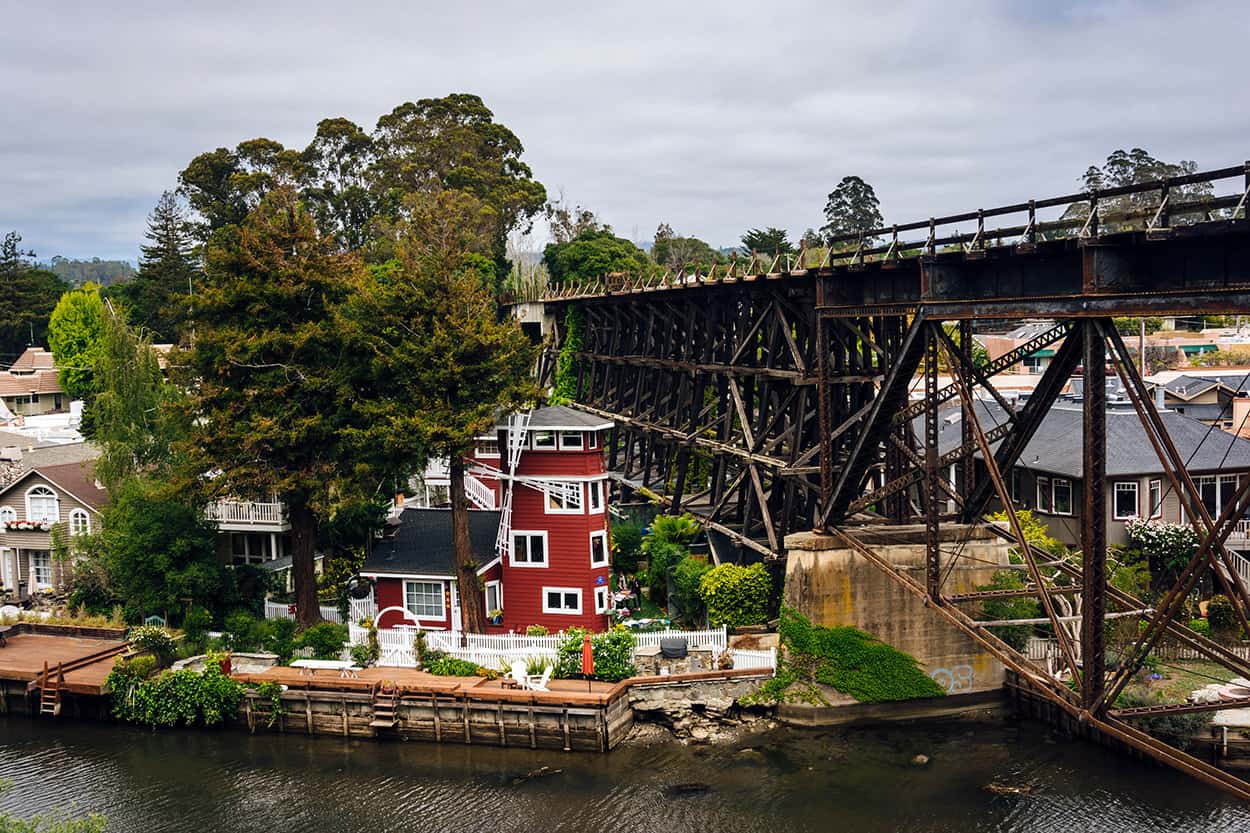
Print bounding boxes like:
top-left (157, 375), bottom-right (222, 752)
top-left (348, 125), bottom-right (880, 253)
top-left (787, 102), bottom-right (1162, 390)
top-left (821, 175), bottom-right (884, 242)
top-left (0, 231), bottom-right (68, 362)
top-left (112, 191), bottom-right (200, 341)
top-left (176, 187), bottom-right (371, 626)
top-left (343, 190), bottom-right (539, 633)
top-left (740, 227), bottom-right (793, 254)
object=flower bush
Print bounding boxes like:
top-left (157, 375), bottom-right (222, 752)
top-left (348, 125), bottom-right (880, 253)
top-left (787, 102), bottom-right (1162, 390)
top-left (2, 519), bottom-right (52, 531)
top-left (129, 624), bottom-right (177, 663)
top-left (105, 651), bottom-right (244, 728)
top-left (1126, 518), bottom-right (1199, 589)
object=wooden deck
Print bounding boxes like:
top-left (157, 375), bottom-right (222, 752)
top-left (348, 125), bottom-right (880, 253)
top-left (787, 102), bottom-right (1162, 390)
top-left (232, 666), bottom-right (621, 707)
top-left (0, 631), bottom-right (128, 695)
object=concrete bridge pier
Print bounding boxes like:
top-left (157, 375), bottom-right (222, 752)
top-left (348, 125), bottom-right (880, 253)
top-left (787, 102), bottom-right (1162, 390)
top-left (783, 524), bottom-right (1012, 696)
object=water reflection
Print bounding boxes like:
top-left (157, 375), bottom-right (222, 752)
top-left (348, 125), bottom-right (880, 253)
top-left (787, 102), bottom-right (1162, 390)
top-left (1, 716), bottom-right (1248, 833)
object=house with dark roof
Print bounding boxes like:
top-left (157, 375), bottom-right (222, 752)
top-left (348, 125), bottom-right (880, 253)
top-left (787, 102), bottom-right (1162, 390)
top-left (360, 507), bottom-right (502, 630)
top-left (919, 401), bottom-right (1250, 548)
top-left (1146, 374), bottom-right (1237, 428)
top-left (0, 460), bottom-right (108, 600)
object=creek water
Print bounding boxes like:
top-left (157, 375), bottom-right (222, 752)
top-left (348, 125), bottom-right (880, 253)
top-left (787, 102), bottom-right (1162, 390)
top-left (2, 715), bottom-right (1249, 832)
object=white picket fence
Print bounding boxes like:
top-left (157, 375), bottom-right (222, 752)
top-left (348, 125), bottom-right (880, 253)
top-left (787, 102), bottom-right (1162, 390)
top-left (263, 597), bottom-right (377, 626)
top-left (728, 647), bottom-right (777, 672)
top-left (345, 624), bottom-right (757, 672)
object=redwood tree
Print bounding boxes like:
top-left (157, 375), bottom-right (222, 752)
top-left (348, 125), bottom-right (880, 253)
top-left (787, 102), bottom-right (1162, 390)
top-left (175, 187), bottom-right (369, 627)
top-left (343, 190), bottom-right (538, 632)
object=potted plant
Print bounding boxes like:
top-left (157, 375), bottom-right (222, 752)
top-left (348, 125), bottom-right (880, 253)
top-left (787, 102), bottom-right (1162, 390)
top-left (488, 608), bottom-right (504, 626)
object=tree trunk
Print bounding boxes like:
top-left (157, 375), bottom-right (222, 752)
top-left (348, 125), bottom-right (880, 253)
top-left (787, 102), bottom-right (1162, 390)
top-left (289, 498), bottom-right (323, 629)
top-left (449, 454), bottom-right (487, 633)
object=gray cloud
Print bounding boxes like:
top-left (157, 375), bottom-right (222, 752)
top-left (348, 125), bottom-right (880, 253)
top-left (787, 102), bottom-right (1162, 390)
top-left (2, 0), bottom-right (1247, 261)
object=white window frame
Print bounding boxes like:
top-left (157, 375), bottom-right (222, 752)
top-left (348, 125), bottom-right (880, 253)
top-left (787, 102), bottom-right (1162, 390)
top-left (594, 585), bottom-right (609, 614)
top-left (510, 530), bottom-right (548, 567)
top-left (1051, 477), bottom-right (1073, 516)
top-left (484, 580), bottom-right (502, 614)
top-left (558, 431), bottom-right (584, 450)
top-left (25, 485), bottom-right (59, 523)
top-left (587, 480), bottom-right (604, 514)
top-left (404, 579), bottom-right (446, 620)
top-left (542, 586), bottom-right (582, 615)
top-left (1149, 478), bottom-right (1163, 519)
top-left (68, 508), bottom-right (91, 536)
top-left (587, 430), bottom-right (599, 449)
top-left (589, 530), bottom-right (609, 567)
top-left (1036, 476), bottom-right (1052, 513)
top-left (230, 532), bottom-right (271, 566)
top-left (545, 482), bottom-right (584, 515)
top-left (476, 438), bottom-right (500, 458)
top-left (0, 506), bottom-right (15, 525)
top-left (1113, 482), bottom-right (1139, 520)
top-left (31, 550), bottom-right (53, 589)
top-left (531, 430), bottom-right (556, 450)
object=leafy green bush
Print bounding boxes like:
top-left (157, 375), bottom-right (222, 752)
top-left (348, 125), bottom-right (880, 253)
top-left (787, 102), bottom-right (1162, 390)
top-left (349, 643), bottom-right (377, 667)
top-left (672, 556), bottom-right (711, 624)
top-left (555, 626), bottom-right (637, 682)
top-left (646, 513), bottom-right (701, 548)
top-left (296, 622), bottom-right (348, 660)
top-left (699, 562), bottom-right (771, 629)
top-left (1188, 618), bottom-right (1211, 637)
top-left (129, 624), bottom-right (177, 663)
top-left (1208, 594), bottom-right (1239, 639)
top-left (261, 618), bottom-right (298, 664)
top-left (743, 608), bottom-right (944, 706)
top-left (182, 606), bottom-right (213, 649)
top-left (0, 781), bottom-right (106, 832)
top-left (224, 611), bottom-right (262, 651)
top-left (424, 656), bottom-right (482, 676)
top-left (1116, 686), bottom-right (1213, 750)
top-left (105, 651), bottom-right (244, 727)
top-left (524, 624), bottom-right (549, 636)
top-left (551, 306), bottom-right (584, 403)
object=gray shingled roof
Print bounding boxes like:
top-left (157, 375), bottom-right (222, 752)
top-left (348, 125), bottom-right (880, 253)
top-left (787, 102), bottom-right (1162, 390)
top-left (360, 507), bottom-right (500, 577)
top-left (918, 401), bottom-right (1250, 479)
top-left (522, 405), bottom-right (613, 430)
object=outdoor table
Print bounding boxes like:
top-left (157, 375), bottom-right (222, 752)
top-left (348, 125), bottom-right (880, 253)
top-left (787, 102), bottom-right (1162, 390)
top-left (290, 659), bottom-right (359, 679)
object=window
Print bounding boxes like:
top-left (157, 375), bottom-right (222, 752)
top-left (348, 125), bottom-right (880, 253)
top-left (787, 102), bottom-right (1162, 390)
top-left (404, 580), bottom-right (445, 619)
top-left (230, 532), bottom-right (272, 565)
top-left (26, 486), bottom-right (58, 523)
top-left (1149, 479), bottom-right (1163, 518)
top-left (590, 530), bottom-right (608, 567)
top-left (559, 431), bottom-right (584, 450)
top-left (0, 506), bottom-right (14, 525)
top-left (68, 509), bottom-right (90, 536)
top-left (484, 580), bottom-right (502, 614)
top-left (476, 438), bottom-right (500, 457)
top-left (31, 550), bottom-right (53, 588)
top-left (1036, 477), bottom-right (1052, 513)
top-left (543, 587), bottom-right (582, 615)
top-left (511, 531), bottom-right (547, 566)
top-left (587, 481), bottom-right (604, 513)
top-left (1009, 467), bottom-right (1022, 504)
top-left (1113, 482), bottom-right (1139, 520)
top-left (595, 585), bottom-right (609, 614)
top-left (532, 431), bottom-right (556, 449)
top-left (1052, 478), bottom-right (1072, 516)
top-left (546, 482), bottom-right (584, 514)
top-left (587, 431), bottom-right (599, 449)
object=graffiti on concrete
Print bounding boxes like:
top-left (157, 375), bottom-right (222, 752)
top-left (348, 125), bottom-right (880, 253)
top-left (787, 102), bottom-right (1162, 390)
top-left (930, 664), bottom-right (974, 693)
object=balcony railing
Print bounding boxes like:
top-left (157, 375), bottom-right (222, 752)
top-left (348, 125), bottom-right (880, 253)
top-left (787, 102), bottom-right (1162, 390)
top-left (204, 499), bottom-right (286, 526)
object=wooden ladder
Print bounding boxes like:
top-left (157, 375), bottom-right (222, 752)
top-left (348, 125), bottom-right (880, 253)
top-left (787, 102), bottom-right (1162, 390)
top-left (38, 661), bottom-right (64, 717)
top-left (369, 682), bottom-right (400, 730)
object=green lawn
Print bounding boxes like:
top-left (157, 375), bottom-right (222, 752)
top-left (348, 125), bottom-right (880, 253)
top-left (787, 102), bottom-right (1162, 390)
top-left (1144, 660), bottom-right (1236, 703)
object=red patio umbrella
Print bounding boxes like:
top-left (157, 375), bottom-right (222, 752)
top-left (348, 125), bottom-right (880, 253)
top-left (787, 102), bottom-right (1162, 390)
top-left (581, 632), bottom-right (595, 692)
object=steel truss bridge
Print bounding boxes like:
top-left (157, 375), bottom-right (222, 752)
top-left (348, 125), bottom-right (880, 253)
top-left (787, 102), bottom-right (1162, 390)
top-left (535, 163), bottom-right (1250, 799)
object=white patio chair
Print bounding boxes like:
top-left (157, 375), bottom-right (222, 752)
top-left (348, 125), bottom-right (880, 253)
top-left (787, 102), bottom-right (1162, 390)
top-left (524, 665), bottom-right (552, 692)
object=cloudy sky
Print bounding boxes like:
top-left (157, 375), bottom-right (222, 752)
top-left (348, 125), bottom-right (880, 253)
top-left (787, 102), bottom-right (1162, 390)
top-left (3, 0), bottom-right (1248, 262)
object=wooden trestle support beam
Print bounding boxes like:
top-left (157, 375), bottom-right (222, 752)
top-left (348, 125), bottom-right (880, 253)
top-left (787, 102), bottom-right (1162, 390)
top-left (540, 163), bottom-right (1250, 799)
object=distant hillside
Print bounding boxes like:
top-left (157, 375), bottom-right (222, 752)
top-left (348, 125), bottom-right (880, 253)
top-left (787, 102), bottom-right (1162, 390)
top-left (39, 256), bottom-right (137, 287)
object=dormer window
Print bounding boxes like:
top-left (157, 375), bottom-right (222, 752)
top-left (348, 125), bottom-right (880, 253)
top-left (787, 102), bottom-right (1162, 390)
top-left (559, 431), bottom-right (583, 450)
top-left (532, 431), bottom-right (556, 449)
top-left (26, 485), bottom-right (58, 523)
top-left (476, 438), bottom-right (500, 457)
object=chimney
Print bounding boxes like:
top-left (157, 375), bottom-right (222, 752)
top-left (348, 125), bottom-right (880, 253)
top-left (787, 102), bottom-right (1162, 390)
top-left (1154, 384), bottom-right (1166, 411)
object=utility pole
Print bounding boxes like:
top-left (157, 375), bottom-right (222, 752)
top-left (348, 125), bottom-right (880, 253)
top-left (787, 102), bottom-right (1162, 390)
top-left (1139, 317), bottom-right (1146, 378)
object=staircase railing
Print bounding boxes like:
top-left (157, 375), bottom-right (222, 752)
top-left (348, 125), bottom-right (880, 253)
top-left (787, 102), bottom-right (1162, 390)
top-left (494, 411), bottom-right (531, 561)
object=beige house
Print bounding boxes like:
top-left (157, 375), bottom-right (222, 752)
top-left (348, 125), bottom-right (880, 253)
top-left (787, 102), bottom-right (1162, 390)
top-left (0, 461), bottom-right (106, 601)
